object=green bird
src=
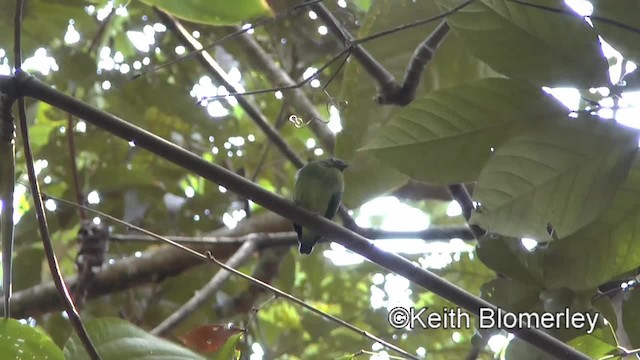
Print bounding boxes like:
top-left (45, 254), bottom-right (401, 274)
top-left (293, 158), bottom-right (348, 255)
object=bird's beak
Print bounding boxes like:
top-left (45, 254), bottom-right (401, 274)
top-left (337, 162), bottom-right (349, 172)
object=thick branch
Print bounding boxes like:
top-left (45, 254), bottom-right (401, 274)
top-left (5, 74), bottom-right (590, 360)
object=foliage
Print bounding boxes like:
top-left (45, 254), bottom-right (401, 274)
top-left (0, 0), bottom-right (640, 359)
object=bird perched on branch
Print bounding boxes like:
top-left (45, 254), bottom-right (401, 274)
top-left (293, 158), bottom-right (348, 255)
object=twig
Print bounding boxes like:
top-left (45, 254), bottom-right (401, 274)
top-left (251, 102), bottom-right (289, 182)
top-left (155, 8), bottom-right (306, 169)
top-left (447, 184), bottom-right (485, 239)
top-left (234, 27), bottom-right (335, 151)
top-left (151, 240), bottom-right (258, 336)
top-left (87, 7), bottom-right (115, 55)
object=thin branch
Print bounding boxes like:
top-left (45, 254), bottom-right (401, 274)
top-left (87, 7), bottom-right (115, 55)
top-left (233, 28), bottom-right (335, 152)
top-left (109, 224), bottom-right (474, 246)
top-left (155, 8), bottom-right (306, 169)
top-left (10, 74), bottom-right (590, 360)
top-left (151, 240), bottom-right (258, 336)
top-left (447, 184), bottom-right (485, 239)
top-left (13, 1), bottom-right (99, 356)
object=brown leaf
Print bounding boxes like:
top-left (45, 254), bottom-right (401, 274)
top-left (179, 323), bottom-right (244, 353)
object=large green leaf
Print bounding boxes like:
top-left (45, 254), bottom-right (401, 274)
top-left (64, 317), bottom-right (206, 360)
top-left (591, 0), bottom-right (640, 64)
top-left (138, 0), bottom-right (272, 26)
top-left (364, 78), bottom-right (567, 183)
top-left (538, 157), bottom-right (640, 290)
top-left (471, 114), bottom-right (638, 240)
top-left (337, 0), bottom-right (499, 206)
top-left (0, 318), bottom-right (64, 360)
top-left (435, 0), bottom-right (609, 87)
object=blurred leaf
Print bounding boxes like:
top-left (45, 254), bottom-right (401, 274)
top-left (139, 0), bottom-right (272, 25)
top-left (0, 318), bottom-right (63, 360)
top-left (276, 249), bottom-right (296, 294)
top-left (179, 324), bottom-right (244, 353)
top-left (436, 0), bottom-right (609, 87)
top-left (64, 317), bottom-right (206, 359)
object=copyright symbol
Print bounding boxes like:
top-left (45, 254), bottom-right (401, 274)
top-left (388, 307), bottom-right (410, 329)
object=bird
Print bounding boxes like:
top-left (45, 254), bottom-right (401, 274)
top-left (293, 158), bottom-right (348, 255)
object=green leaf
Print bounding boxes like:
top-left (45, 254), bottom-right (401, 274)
top-left (337, 0), bottom-right (499, 206)
top-left (138, 0), bottom-right (272, 26)
top-left (211, 332), bottom-right (242, 360)
top-left (480, 277), bottom-right (541, 312)
top-left (0, 318), bottom-right (64, 360)
top-left (436, 0), bottom-right (609, 87)
top-left (591, 0), bottom-right (640, 64)
top-left (567, 328), bottom-right (617, 359)
top-left (364, 78), bottom-right (567, 183)
top-left (475, 234), bottom-right (543, 285)
top-left (64, 317), bottom-right (206, 360)
top-left (538, 158), bottom-right (640, 290)
top-left (622, 288), bottom-right (640, 347)
top-left (471, 114), bottom-right (638, 240)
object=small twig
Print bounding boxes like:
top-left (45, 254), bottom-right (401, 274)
top-left (447, 184), bottom-right (485, 239)
top-left (251, 102), bottom-right (289, 182)
top-left (151, 240), bottom-right (258, 336)
top-left (13, 0), bottom-right (99, 357)
top-left (87, 7), bottom-right (115, 55)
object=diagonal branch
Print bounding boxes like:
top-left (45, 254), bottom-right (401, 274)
top-left (5, 73), bottom-right (590, 360)
top-left (151, 240), bottom-right (258, 336)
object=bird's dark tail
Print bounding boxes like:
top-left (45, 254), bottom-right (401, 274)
top-left (299, 243), bottom-right (314, 255)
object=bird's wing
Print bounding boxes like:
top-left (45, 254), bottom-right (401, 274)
top-left (324, 190), bottom-right (342, 220)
